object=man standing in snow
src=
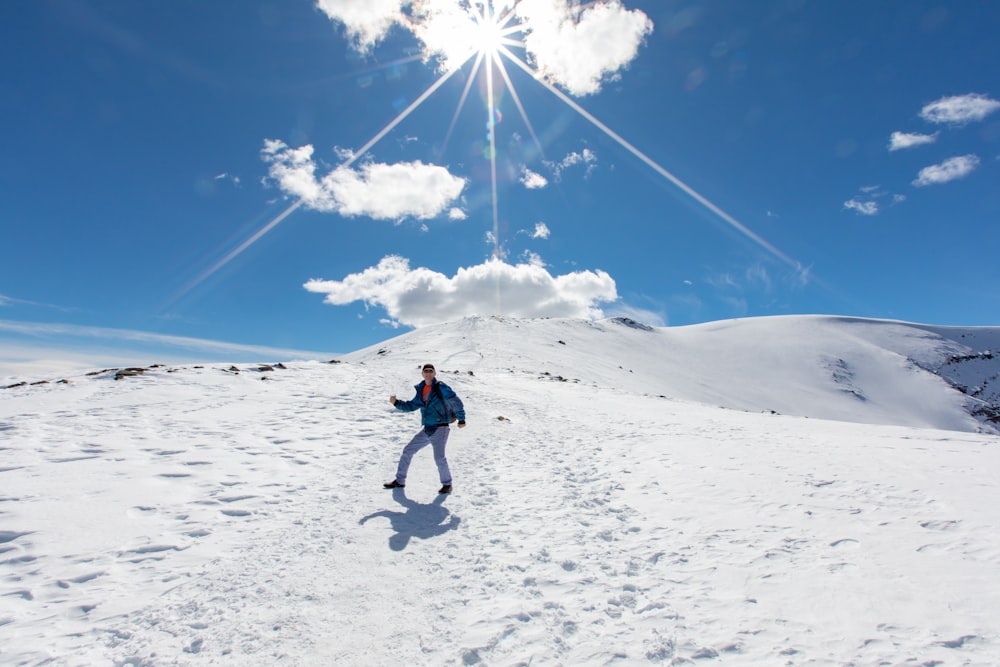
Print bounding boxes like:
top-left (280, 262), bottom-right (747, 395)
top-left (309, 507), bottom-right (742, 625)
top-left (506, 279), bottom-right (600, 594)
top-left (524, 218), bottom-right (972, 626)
top-left (384, 363), bottom-right (466, 494)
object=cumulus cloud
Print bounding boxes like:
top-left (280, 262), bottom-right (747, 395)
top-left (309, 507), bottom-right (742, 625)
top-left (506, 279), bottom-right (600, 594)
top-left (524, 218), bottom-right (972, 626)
top-left (261, 140), bottom-right (466, 220)
top-left (408, 0), bottom-right (506, 72)
top-left (920, 93), bottom-right (1000, 125)
top-left (303, 255), bottom-right (618, 327)
top-left (516, 0), bottom-right (653, 96)
top-left (912, 154), bottom-right (981, 187)
top-left (520, 167), bottom-right (548, 189)
top-left (316, 0), bottom-right (652, 96)
top-left (888, 131), bottom-right (938, 151)
top-left (314, 0), bottom-right (406, 51)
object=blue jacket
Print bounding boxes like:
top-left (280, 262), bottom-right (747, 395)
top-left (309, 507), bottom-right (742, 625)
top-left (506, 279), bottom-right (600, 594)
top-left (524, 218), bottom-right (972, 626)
top-left (395, 380), bottom-right (466, 426)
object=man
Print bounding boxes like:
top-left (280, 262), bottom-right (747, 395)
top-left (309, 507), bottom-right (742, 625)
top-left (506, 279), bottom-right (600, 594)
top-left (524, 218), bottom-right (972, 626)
top-left (385, 363), bottom-right (466, 494)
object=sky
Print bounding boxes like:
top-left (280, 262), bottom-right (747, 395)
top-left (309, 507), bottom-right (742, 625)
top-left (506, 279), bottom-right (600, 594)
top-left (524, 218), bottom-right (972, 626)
top-left (2, 0), bottom-right (999, 374)
top-left (3, 316), bottom-right (999, 663)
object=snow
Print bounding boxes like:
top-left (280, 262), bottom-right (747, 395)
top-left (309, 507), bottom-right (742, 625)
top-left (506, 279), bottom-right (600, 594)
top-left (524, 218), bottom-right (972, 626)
top-left (1, 315), bottom-right (999, 665)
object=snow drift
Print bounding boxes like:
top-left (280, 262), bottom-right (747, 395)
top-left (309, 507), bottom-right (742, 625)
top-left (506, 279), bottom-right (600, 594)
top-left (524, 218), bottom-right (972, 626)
top-left (2, 315), bottom-right (999, 665)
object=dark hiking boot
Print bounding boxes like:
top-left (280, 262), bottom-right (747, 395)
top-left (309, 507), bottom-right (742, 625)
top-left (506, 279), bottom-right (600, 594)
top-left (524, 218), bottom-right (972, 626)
top-left (383, 480), bottom-right (405, 489)
top-left (438, 484), bottom-right (452, 494)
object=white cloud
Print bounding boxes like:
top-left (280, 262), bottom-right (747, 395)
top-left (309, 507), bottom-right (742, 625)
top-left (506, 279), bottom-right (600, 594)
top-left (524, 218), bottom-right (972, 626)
top-left (547, 148), bottom-right (598, 179)
top-left (888, 131), bottom-right (938, 151)
top-left (214, 172), bottom-right (241, 186)
top-left (843, 186), bottom-right (907, 215)
top-left (408, 0), bottom-right (500, 72)
top-left (521, 250), bottom-right (546, 267)
top-left (912, 154), bottom-right (981, 187)
top-left (448, 208), bottom-right (467, 220)
top-left (559, 148), bottom-right (597, 169)
top-left (531, 222), bottom-right (551, 239)
top-left (520, 167), bottom-right (548, 189)
top-left (920, 93), bottom-right (1000, 125)
top-left (314, 0), bottom-right (406, 51)
top-left (303, 255), bottom-right (618, 327)
top-left (516, 0), bottom-right (654, 96)
top-left (316, 0), bottom-right (653, 97)
top-left (261, 140), bottom-right (466, 220)
top-left (844, 199), bottom-right (878, 216)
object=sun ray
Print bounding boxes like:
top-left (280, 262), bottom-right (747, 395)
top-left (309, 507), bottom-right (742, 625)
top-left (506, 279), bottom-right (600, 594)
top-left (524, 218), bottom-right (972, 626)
top-left (486, 36), bottom-right (500, 261)
top-left (443, 51), bottom-right (486, 153)
top-left (493, 46), bottom-right (546, 161)
top-left (346, 62), bottom-right (467, 168)
top-left (484, 19), bottom-right (504, 315)
top-left (167, 200), bottom-right (304, 307)
top-left (177, 53), bottom-right (476, 301)
top-left (502, 48), bottom-right (803, 272)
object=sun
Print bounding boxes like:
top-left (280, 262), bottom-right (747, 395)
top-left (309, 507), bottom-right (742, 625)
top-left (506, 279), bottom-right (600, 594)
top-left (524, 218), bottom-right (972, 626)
top-left (421, 1), bottom-right (524, 72)
top-left (471, 5), bottom-right (508, 55)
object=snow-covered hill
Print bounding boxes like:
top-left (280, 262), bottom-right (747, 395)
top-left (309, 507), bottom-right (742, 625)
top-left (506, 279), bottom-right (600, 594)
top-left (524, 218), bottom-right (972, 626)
top-left (344, 315), bottom-right (1000, 434)
top-left (2, 315), bottom-right (999, 665)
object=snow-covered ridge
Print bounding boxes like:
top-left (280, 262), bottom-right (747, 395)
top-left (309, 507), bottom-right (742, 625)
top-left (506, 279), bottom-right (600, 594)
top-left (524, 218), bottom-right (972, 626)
top-left (5, 315), bottom-right (999, 433)
top-left (342, 315), bottom-right (1000, 434)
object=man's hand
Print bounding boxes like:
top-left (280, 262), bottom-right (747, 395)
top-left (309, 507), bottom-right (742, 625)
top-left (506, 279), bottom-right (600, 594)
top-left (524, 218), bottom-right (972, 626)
top-left (389, 395), bottom-right (397, 406)
top-left (457, 420), bottom-right (466, 429)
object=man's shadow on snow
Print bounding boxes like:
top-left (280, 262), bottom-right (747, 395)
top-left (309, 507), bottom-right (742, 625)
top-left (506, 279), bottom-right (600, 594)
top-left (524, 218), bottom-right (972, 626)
top-left (359, 487), bottom-right (461, 551)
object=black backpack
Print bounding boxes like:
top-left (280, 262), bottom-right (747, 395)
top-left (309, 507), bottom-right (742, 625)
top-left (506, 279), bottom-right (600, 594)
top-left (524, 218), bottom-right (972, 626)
top-left (432, 383), bottom-right (458, 423)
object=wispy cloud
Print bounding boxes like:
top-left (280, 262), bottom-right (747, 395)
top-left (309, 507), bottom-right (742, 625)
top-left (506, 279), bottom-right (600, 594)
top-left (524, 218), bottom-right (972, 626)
top-left (843, 186), bottom-right (905, 216)
top-left (261, 140), bottom-right (466, 220)
top-left (214, 172), bottom-right (241, 186)
top-left (844, 199), bottom-right (879, 216)
top-left (888, 131), bottom-right (938, 151)
top-left (303, 255), bottom-right (618, 327)
top-left (315, 0), bottom-right (653, 97)
top-left (912, 154), bottom-right (980, 187)
top-left (530, 222), bottom-right (551, 239)
top-left (546, 148), bottom-right (598, 180)
top-left (0, 319), bottom-right (337, 378)
top-left (0, 319), bottom-right (333, 359)
top-left (920, 93), bottom-right (1000, 125)
top-left (0, 293), bottom-right (77, 313)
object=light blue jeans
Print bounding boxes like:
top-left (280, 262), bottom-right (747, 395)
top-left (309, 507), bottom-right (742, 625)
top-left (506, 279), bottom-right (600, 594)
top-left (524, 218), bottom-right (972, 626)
top-left (395, 425), bottom-right (452, 486)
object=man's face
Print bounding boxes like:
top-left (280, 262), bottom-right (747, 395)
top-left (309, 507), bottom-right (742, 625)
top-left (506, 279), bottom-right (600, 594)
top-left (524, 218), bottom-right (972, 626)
top-left (422, 368), bottom-right (435, 380)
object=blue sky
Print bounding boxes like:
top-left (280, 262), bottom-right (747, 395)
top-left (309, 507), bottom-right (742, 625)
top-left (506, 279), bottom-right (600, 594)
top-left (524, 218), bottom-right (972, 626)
top-left (2, 0), bottom-right (999, 374)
